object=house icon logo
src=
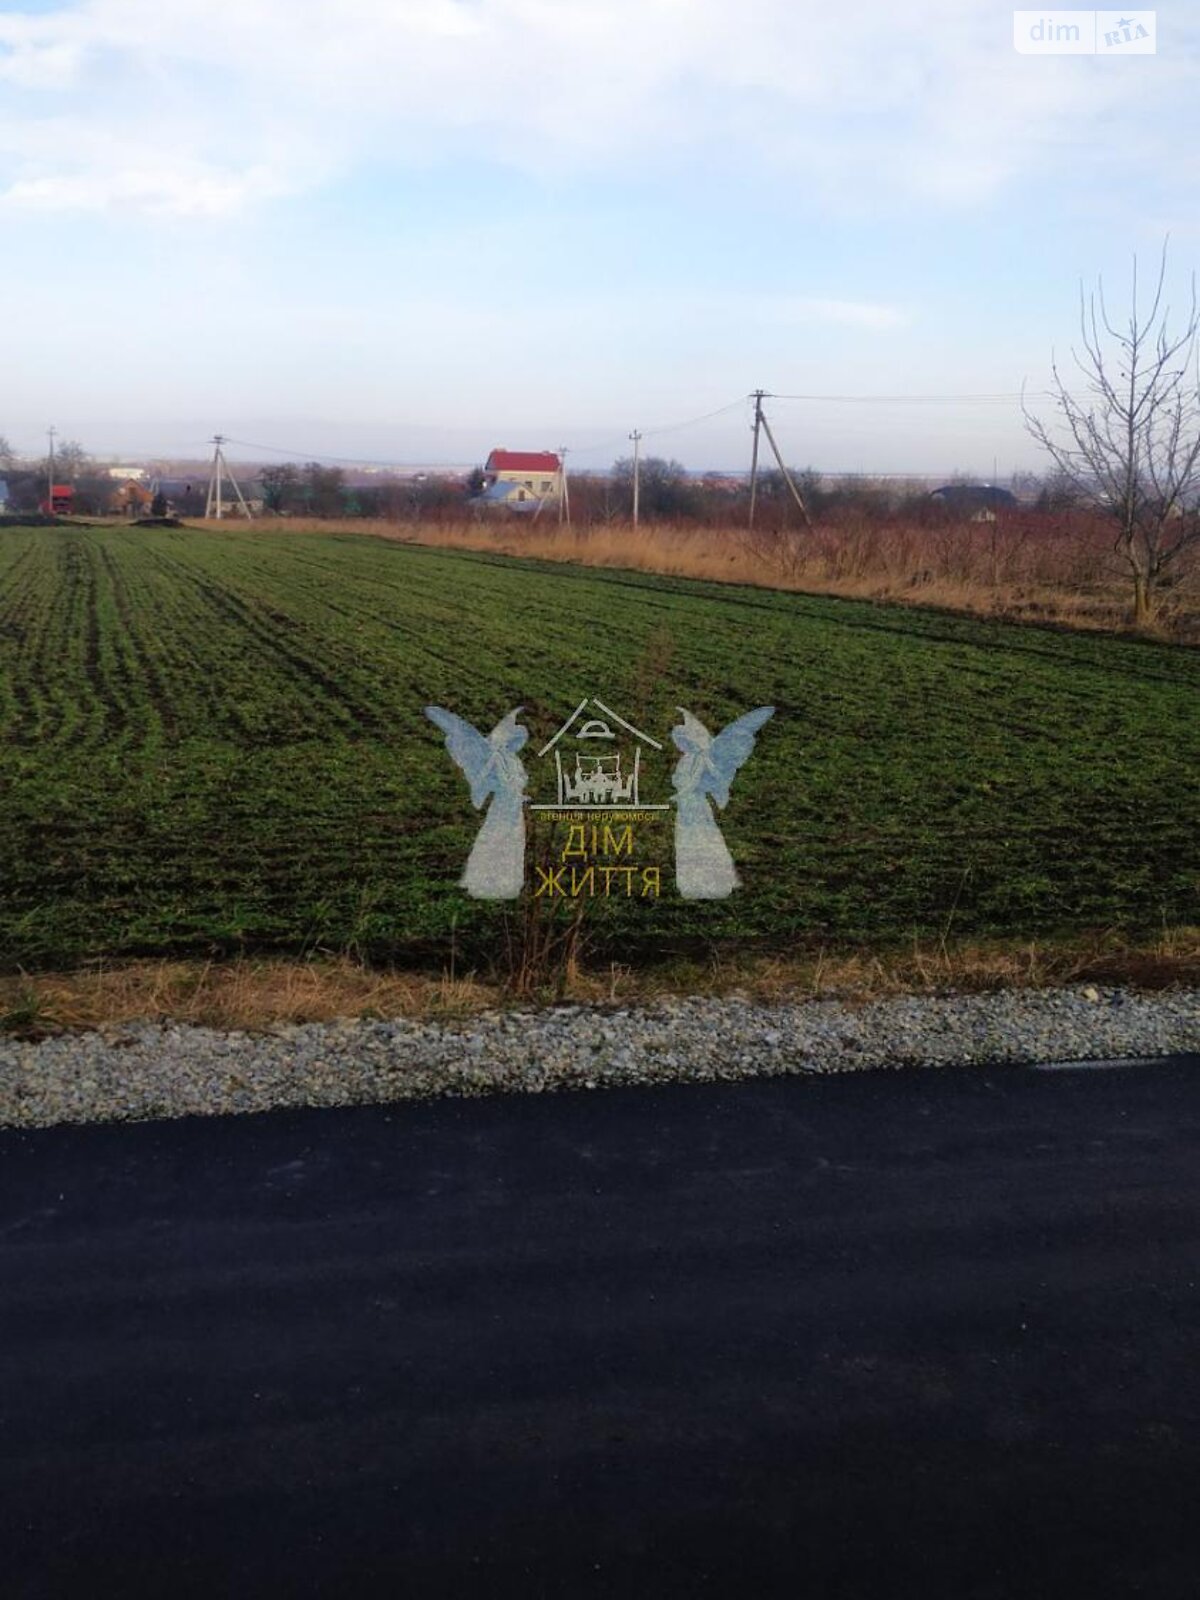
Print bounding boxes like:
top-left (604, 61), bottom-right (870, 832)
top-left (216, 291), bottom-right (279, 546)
top-left (532, 697), bottom-right (669, 812)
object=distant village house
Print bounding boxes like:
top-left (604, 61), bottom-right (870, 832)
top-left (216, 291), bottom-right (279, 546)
top-left (929, 483), bottom-right (1017, 522)
top-left (476, 448), bottom-right (562, 511)
top-left (110, 479), bottom-right (153, 517)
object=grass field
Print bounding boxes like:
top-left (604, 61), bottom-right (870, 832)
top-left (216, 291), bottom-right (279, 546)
top-left (299, 514), bottom-right (1200, 642)
top-left (0, 523), bottom-right (1196, 977)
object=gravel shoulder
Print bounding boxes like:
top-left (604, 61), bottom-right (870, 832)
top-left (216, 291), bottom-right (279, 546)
top-left (2, 984), bottom-right (1197, 1130)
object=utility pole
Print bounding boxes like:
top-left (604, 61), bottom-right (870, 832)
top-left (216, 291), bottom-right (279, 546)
top-left (204, 435), bottom-right (253, 520)
top-left (629, 428), bottom-right (642, 527)
top-left (47, 425), bottom-right (56, 514)
top-left (758, 406), bottom-right (814, 528)
top-left (558, 446), bottom-right (571, 527)
top-left (748, 390), bottom-right (765, 528)
top-left (208, 435), bottom-right (224, 520)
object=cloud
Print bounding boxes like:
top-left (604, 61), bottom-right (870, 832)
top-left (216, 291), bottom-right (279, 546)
top-left (787, 299), bottom-right (907, 331)
top-left (669, 292), bottom-right (909, 331)
top-left (1, 160), bottom-right (290, 215)
top-left (0, 0), bottom-right (1191, 217)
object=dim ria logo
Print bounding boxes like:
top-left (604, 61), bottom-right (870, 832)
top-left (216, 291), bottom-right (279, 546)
top-left (425, 698), bottom-right (774, 901)
top-left (1012, 11), bottom-right (1156, 54)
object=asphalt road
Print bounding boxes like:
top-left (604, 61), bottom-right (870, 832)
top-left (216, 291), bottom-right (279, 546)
top-left (2, 1058), bottom-right (1198, 1599)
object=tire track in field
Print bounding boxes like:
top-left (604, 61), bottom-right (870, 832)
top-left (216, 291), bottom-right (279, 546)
top-left (27, 535), bottom-right (112, 750)
top-left (266, 540), bottom-right (576, 657)
top-left (145, 543), bottom-right (395, 737)
top-left (109, 529), bottom-right (283, 739)
top-left (23, 539), bottom-right (73, 747)
top-left (124, 541), bottom-right (346, 742)
top-left (0, 538), bottom-right (45, 738)
top-left (0, 537), bottom-right (39, 610)
top-left (117, 534), bottom-right (269, 738)
top-left (251, 556), bottom-right (498, 691)
top-left (95, 541), bottom-right (181, 740)
top-left (219, 540), bottom-right (711, 713)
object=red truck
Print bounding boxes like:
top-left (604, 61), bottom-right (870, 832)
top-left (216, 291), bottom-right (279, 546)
top-left (38, 485), bottom-right (75, 515)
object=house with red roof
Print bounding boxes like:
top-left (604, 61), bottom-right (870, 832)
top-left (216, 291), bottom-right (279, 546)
top-left (478, 448), bottom-right (562, 511)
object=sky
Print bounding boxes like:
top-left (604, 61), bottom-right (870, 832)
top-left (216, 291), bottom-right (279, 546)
top-left (0, 0), bottom-right (1197, 476)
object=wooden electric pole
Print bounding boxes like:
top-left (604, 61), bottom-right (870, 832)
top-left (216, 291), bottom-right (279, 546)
top-left (748, 390), bottom-right (765, 527)
top-left (558, 446), bottom-right (571, 527)
top-left (759, 407), bottom-right (814, 527)
top-left (748, 391), bottom-right (812, 528)
top-left (204, 435), bottom-right (254, 520)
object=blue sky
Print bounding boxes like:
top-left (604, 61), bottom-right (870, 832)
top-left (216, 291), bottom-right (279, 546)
top-left (0, 1), bottom-right (1197, 474)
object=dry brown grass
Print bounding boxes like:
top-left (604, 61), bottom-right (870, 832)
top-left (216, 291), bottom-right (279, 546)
top-left (225, 515), bottom-right (1199, 641)
top-left (0, 958), bottom-right (495, 1038)
top-left (3, 929), bottom-right (1196, 1038)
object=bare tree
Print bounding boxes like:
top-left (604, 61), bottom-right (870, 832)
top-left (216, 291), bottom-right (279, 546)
top-left (48, 438), bottom-right (91, 481)
top-left (259, 462), bottom-right (302, 514)
top-left (610, 456), bottom-right (698, 519)
top-left (1024, 243), bottom-right (1200, 624)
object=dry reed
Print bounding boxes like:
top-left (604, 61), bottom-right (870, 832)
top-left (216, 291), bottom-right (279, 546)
top-left (3, 928), bottom-right (1196, 1038)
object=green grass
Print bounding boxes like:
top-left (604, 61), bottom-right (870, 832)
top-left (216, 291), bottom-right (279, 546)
top-left (0, 522), bottom-right (1196, 972)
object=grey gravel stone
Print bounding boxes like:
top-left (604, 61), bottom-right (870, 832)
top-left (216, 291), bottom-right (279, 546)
top-left (0, 986), bottom-right (1197, 1130)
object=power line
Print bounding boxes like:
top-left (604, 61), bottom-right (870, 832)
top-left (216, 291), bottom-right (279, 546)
top-left (566, 397), bottom-right (750, 460)
top-left (642, 396), bottom-right (750, 437)
top-left (766, 391), bottom-right (1056, 404)
top-left (222, 401), bottom-right (749, 471)
top-left (222, 437), bottom-right (434, 468)
top-left (15, 385), bottom-right (1054, 484)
